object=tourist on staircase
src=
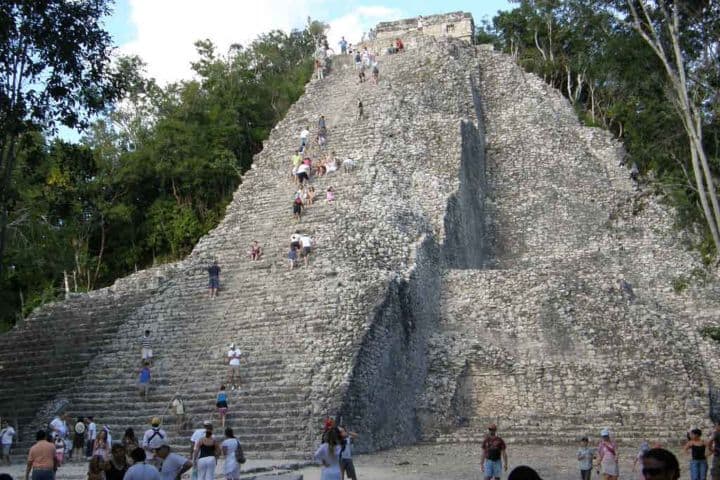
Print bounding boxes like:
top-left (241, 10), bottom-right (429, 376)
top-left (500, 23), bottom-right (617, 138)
top-left (142, 417), bottom-right (167, 460)
top-left (326, 187), bottom-right (336, 205)
top-left (318, 115), bottom-right (327, 135)
top-left (216, 385), bottom-right (229, 428)
top-left (155, 443), bottom-right (192, 480)
top-left (480, 424), bottom-right (507, 480)
top-left (307, 186), bottom-right (317, 206)
top-left (138, 362), bottom-right (152, 400)
top-left (25, 430), bottom-right (56, 480)
top-left (291, 150), bottom-right (302, 183)
top-left (1, 419), bottom-right (16, 465)
top-left (124, 448), bottom-right (160, 480)
top-left (314, 427), bottom-right (342, 480)
top-left (300, 127), bottom-right (310, 152)
top-left (192, 428), bottom-right (220, 480)
top-left (208, 261), bottom-right (221, 299)
top-left (227, 343), bottom-right (242, 389)
top-left (596, 428), bottom-right (619, 480)
top-left (288, 244), bottom-right (299, 270)
top-left (249, 240), bottom-right (263, 261)
top-left (293, 193), bottom-right (304, 222)
top-left (104, 444), bottom-right (128, 480)
top-left (338, 37), bottom-right (347, 55)
top-left (395, 38), bottom-right (404, 52)
top-left (300, 233), bottom-right (315, 267)
top-left (221, 427), bottom-right (245, 480)
top-left (141, 329), bottom-right (154, 365)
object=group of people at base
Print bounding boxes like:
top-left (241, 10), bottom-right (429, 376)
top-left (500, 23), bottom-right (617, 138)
top-left (21, 416), bottom-right (246, 480)
top-left (480, 423), bottom-right (716, 480)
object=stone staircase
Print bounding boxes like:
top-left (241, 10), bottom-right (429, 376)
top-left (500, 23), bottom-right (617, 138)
top-left (2, 23), bottom-right (718, 458)
top-left (2, 35), bottom-right (485, 456)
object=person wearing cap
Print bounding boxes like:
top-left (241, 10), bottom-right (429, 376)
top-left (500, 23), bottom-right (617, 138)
top-left (481, 424), bottom-right (507, 480)
top-left (577, 437), bottom-right (595, 480)
top-left (596, 428), bottom-right (619, 480)
top-left (155, 444), bottom-right (192, 480)
top-left (142, 418), bottom-right (167, 459)
top-left (190, 421), bottom-right (213, 451)
top-left (227, 344), bottom-right (242, 389)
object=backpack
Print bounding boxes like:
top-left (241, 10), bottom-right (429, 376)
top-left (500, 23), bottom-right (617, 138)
top-left (234, 439), bottom-right (246, 464)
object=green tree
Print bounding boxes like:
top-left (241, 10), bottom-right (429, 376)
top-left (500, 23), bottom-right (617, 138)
top-left (0, 0), bottom-right (123, 273)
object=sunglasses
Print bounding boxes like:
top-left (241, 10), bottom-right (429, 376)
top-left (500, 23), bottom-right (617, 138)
top-left (641, 467), bottom-right (665, 477)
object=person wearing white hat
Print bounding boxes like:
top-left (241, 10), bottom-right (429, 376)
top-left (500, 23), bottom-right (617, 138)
top-left (596, 428), bottom-right (619, 480)
top-left (227, 344), bottom-right (242, 389)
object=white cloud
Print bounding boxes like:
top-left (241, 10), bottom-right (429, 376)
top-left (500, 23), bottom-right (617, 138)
top-left (119, 1), bottom-right (405, 85)
top-left (326, 5), bottom-right (403, 50)
top-left (120, 0), bottom-right (313, 85)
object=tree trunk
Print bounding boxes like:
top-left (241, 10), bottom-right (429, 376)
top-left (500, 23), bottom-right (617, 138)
top-left (628, 0), bottom-right (720, 255)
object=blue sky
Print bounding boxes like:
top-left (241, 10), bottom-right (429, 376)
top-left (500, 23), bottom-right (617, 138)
top-left (104, 0), bottom-right (512, 85)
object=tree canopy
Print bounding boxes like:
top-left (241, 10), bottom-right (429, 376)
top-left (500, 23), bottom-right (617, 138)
top-left (0, 16), bottom-right (315, 329)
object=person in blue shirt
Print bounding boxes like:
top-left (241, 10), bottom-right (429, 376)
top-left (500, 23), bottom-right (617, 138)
top-left (216, 386), bottom-right (228, 428)
top-left (339, 36), bottom-right (348, 54)
top-left (138, 362), bottom-right (151, 400)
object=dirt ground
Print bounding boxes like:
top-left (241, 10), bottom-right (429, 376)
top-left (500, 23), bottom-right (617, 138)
top-left (0, 443), bottom-right (695, 479)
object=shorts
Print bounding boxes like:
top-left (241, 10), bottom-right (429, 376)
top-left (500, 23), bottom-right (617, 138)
top-left (229, 363), bottom-right (240, 370)
top-left (297, 172), bottom-right (309, 183)
top-left (142, 347), bottom-right (153, 359)
top-left (209, 277), bottom-right (220, 289)
top-left (217, 407), bottom-right (228, 416)
top-left (303, 247), bottom-right (311, 255)
top-left (1, 443), bottom-right (10, 455)
top-left (293, 203), bottom-right (302, 214)
top-left (484, 459), bottom-right (503, 479)
top-left (340, 458), bottom-right (357, 479)
top-left (31, 469), bottom-right (54, 480)
top-left (139, 382), bottom-right (149, 394)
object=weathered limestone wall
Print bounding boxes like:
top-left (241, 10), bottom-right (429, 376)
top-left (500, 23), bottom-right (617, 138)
top-left (419, 46), bottom-right (720, 445)
top-left (339, 237), bottom-right (441, 451)
top-left (375, 12), bottom-right (474, 43)
top-left (0, 32), bottom-right (484, 455)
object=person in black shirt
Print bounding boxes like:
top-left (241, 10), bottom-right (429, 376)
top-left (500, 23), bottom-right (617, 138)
top-left (207, 261), bottom-right (220, 299)
top-left (104, 444), bottom-right (128, 480)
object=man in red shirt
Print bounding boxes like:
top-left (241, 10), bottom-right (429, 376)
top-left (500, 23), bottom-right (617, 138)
top-left (25, 430), bottom-right (57, 480)
top-left (481, 424), bottom-right (508, 480)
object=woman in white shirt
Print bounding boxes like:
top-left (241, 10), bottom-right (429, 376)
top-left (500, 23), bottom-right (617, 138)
top-left (314, 428), bottom-right (341, 480)
top-left (220, 427), bottom-right (242, 480)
